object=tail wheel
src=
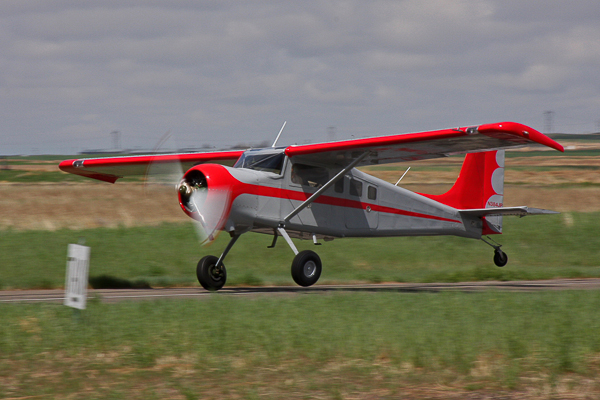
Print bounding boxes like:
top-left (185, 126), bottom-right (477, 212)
top-left (291, 250), bottom-right (322, 287)
top-left (493, 249), bottom-right (508, 267)
top-left (197, 255), bottom-right (227, 291)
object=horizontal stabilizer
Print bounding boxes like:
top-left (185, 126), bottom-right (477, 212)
top-left (459, 206), bottom-right (559, 218)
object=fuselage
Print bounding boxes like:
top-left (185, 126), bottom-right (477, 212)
top-left (183, 148), bottom-right (483, 241)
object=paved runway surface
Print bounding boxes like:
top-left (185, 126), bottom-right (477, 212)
top-left (2, 278), bottom-right (600, 304)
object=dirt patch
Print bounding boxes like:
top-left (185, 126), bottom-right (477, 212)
top-left (1, 182), bottom-right (597, 232)
top-left (2, 159), bottom-right (62, 171)
top-left (370, 169), bottom-right (600, 186)
top-left (363, 155), bottom-right (600, 185)
top-left (1, 155), bottom-right (598, 231)
top-left (399, 184), bottom-right (600, 212)
top-left (0, 183), bottom-right (183, 231)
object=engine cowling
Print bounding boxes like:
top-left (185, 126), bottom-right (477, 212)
top-left (178, 164), bottom-right (238, 243)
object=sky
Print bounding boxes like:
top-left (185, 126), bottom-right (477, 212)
top-left (1, 0), bottom-right (600, 155)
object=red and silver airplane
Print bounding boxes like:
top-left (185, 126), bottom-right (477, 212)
top-left (60, 121), bottom-right (564, 290)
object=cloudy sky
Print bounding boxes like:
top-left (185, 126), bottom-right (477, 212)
top-left (2, 1), bottom-right (599, 155)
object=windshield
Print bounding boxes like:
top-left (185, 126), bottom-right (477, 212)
top-left (233, 151), bottom-right (285, 174)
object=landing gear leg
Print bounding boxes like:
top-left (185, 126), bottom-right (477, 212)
top-left (482, 236), bottom-right (508, 267)
top-left (197, 233), bottom-right (241, 291)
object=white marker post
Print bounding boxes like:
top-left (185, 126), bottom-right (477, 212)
top-left (64, 244), bottom-right (91, 310)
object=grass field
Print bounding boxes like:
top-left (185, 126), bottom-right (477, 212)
top-left (1, 149), bottom-right (600, 398)
top-left (0, 149), bottom-right (596, 290)
top-left (0, 211), bottom-right (599, 290)
top-left (2, 291), bottom-right (600, 399)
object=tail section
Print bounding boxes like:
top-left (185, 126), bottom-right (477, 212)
top-left (421, 150), bottom-right (505, 234)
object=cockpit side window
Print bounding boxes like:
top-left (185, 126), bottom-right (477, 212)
top-left (234, 152), bottom-right (285, 174)
top-left (291, 163), bottom-right (329, 188)
top-left (349, 179), bottom-right (363, 197)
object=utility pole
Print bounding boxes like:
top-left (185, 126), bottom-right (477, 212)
top-left (110, 130), bottom-right (121, 151)
top-left (543, 111), bottom-right (555, 134)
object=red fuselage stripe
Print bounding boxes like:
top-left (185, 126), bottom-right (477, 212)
top-left (237, 183), bottom-right (461, 224)
top-left (186, 164), bottom-right (462, 226)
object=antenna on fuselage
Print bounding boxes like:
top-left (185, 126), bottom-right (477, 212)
top-left (271, 121), bottom-right (287, 148)
top-left (395, 167), bottom-right (411, 186)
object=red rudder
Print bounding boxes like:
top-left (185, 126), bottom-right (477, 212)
top-left (420, 150), bottom-right (505, 234)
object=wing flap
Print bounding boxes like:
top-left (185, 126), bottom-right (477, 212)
top-left (285, 122), bottom-right (563, 167)
top-left (59, 150), bottom-right (244, 183)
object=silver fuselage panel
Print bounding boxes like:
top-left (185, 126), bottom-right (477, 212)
top-left (224, 155), bottom-right (481, 240)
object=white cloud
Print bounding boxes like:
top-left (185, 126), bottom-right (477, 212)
top-left (1, 0), bottom-right (600, 154)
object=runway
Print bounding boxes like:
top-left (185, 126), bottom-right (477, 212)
top-left (2, 278), bottom-right (600, 304)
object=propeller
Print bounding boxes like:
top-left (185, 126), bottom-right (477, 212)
top-left (177, 168), bottom-right (230, 245)
top-left (143, 132), bottom-right (225, 246)
top-left (143, 131), bottom-right (185, 192)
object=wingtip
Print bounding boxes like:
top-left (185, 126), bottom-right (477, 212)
top-left (478, 122), bottom-right (565, 152)
top-left (58, 159), bottom-right (75, 173)
top-left (58, 158), bottom-right (120, 183)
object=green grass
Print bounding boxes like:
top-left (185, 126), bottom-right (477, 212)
top-left (366, 164), bottom-right (599, 174)
top-left (506, 149), bottom-right (600, 157)
top-left (0, 169), bottom-right (144, 183)
top-left (0, 169), bottom-right (90, 183)
top-left (549, 133), bottom-right (600, 141)
top-left (2, 291), bottom-right (600, 398)
top-left (363, 159), bottom-right (600, 178)
top-left (0, 212), bottom-right (599, 289)
top-left (6, 154), bottom-right (126, 161)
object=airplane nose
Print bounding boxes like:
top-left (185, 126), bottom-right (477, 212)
top-left (178, 164), bottom-right (235, 244)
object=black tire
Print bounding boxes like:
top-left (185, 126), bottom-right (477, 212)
top-left (197, 255), bottom-right (227, 291)
top-left (493, 249), bottom-right (508, 267)
top-left (291, 250), bottom-right (322, 287)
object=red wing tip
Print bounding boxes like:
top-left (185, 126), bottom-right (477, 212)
top-left (58, 159), bottom-right (119, 183)
top-left (58, 159), bottom-right (75, 172)
top-left (477, 122), bottom-right (564, 152)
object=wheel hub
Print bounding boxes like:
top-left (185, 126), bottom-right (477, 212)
top-left (304, 261), bottom-right (317, 278)
top-left (209, 265), bottom-right (224, 280)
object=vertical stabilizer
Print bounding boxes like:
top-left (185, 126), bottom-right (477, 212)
top-left (420, 150), bottom-right (505, 234)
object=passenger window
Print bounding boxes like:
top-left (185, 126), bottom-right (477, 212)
top-left (334, 178), bottom-right (344, 193)
top-left (368, 186), bottom-right (377, 200)
top-left (291, 164), bottom-right (329, 188)
top-left (349, 179), bottom-right (362, 197)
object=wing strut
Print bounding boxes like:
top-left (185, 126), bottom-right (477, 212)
top-left (395, 167), bottom-right (411, 186)
top-left (283, 151), bottom-right (370, 224)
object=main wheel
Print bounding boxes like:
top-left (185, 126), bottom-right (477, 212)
top-left (493, 249), bottom-right (508, 267)
top-left (291, 250), bottom-right (322, 287)
top-left (197, 255), bottom-right (227, 291)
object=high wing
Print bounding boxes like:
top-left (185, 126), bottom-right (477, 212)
top-left (284, 122), bottom-right (564, 167)
top-left (60, 121), bottom-right (563, 183)
top-left (59, 150), bottom-right (244, 183)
